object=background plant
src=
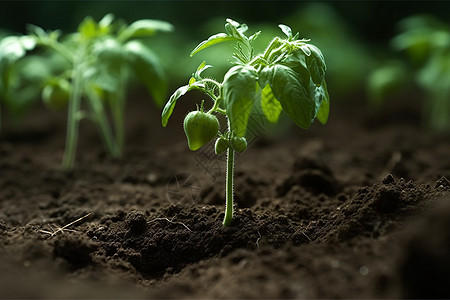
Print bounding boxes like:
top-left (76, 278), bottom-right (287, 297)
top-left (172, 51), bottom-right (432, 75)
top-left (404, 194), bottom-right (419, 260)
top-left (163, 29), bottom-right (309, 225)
top-left (367, 14), bottom-right (450, 130)
top-left (0, 14), bottom-right (173, 169)
top-left (162, 19), bottom-right (329, 226)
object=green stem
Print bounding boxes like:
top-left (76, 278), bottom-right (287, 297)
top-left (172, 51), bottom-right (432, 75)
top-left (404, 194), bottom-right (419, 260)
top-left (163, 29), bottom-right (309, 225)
top-left (61, 50), bottom-right (84, 170)
top-left (86, 88), bottom-right (120, 157)
top-left (223, 146), bottom-right (235, 227)
top-left (111, 67), bottom-right (126, 155)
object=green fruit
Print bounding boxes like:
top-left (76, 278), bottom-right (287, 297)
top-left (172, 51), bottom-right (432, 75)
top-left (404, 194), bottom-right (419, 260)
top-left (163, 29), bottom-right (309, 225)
top-left (183, 110), bottom-right (219, 151)
top-left (215, 136), bottom-right (229, 155)
top-left (42, 79), bottom-right (70, 111)
top-left (231, 136), bottom-right (247, 153)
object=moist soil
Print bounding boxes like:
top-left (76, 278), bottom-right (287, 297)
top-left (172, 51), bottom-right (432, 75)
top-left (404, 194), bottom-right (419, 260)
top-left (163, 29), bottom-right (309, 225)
top-left (1, 91), bottom-right (450, 299)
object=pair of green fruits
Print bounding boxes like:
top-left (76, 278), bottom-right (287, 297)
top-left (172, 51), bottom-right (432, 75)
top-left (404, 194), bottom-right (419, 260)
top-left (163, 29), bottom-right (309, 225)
top-left (183, 110), bottom-right (247, 154)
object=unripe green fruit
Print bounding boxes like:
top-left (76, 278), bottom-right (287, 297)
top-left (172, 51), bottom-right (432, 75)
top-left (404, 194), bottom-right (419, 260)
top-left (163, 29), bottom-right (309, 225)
top-left (183, 111), bottom-right (219, 151)
top-left (42, 79), bottom-right (70, 111)
top-left (215, 136), bottom-right (229, 155)
top-left (231, 136), bottom-right (247, 153)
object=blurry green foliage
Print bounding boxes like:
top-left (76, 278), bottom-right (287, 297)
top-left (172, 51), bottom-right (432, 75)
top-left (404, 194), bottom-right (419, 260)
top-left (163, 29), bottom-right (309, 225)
top-left (368, 14), bottom-right (450, 130)
top-left (0, 14), bottom-right (172, 169)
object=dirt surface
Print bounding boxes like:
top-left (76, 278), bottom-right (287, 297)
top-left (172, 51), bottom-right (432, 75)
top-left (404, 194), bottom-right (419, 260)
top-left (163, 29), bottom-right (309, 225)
top-left (1, 91), bottom-right (450, 299)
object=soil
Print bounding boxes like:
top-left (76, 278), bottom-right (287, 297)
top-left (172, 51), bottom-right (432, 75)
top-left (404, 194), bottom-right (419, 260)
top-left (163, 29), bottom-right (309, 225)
top-left (1, 89), bottom-right (450, 299)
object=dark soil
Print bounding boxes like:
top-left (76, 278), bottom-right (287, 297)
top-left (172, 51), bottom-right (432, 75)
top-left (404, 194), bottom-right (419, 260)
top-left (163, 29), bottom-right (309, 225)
top-left (1, 91), bottom-right (450, 298)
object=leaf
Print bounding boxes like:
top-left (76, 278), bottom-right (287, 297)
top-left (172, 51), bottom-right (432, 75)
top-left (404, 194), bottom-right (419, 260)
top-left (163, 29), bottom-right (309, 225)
top-left (119, 19), bottom-right (173, 41)
top-left (315, 81), bottom-right (330, 124)
top-left (194, 61), bottom-right (212, 79)
top-left (223, 65), bottom-right (258, 137)
top-left (0, 35), bottom-right (36, 63)
top-left (161, 81), bottom-right (205, 127)
top-left (161, 85), bottom-right (189, 127)
top-left (124, 40), bottom-right (167, 107)
top-left (260, 83), bottom-right (282, 123)
top-left (278, 24), bottom-right (293, 39)
top-left (78, 16), bottom-right (98, 40)
top-left (190, 33), bottom-right (236, 57)
top-left (261, 64), bottom-right (315, 129)
top-left (304, 44), bottom-right (326, 86)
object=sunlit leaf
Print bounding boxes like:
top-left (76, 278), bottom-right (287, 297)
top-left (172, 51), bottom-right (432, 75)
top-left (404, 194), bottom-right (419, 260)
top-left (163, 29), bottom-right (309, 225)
top-left (119, 19), bottom-right (173, 41)
top-left (190, 33), bottom-right (236, 57)
top-left (278, 24), bottom-right (293, 39)
top-left (260, 83), bottom-right (283, 123)
top-left (223, 65), bottom-right (258, 137)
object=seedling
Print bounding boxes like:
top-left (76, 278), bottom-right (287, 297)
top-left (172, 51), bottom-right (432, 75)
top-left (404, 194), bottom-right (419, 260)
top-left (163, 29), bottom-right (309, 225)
top-left (0, 14), bottom-right (173, 169)
top-left (162, 19), bottom-right (329, 226)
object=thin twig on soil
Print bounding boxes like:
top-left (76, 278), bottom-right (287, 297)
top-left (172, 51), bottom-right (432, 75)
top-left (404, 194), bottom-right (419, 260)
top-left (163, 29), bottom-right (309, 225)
top-left (39, 213), bottom-right (91, 236)
top-left (255, 231), bottom-right (262, 248)
top-left (149, 217), bottom-right (192, 232)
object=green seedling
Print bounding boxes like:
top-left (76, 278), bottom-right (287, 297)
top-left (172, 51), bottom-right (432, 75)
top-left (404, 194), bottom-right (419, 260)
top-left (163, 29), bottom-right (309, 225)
top-left (162, 19), bottom-right (330, 226)
top-left (0, 14), bottom-right (173, 169)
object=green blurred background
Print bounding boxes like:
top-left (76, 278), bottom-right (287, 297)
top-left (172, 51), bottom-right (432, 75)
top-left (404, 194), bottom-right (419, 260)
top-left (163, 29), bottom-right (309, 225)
top-left (1, 1), bottom-right (449, 129)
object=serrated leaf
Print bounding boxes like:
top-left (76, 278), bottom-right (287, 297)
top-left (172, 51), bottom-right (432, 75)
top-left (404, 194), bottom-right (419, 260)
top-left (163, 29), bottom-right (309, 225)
top-left (279, 24), bottom-right (293, 39)
top-left (260, 83), bottom-right (283, 123)
top-left (119, 19), bottom-right (173, 41)
top-left (261, 64), bottom-right (315, 129)
top-left (124, 40), bottom-right (167, 107)
top-left (223, 65), bottom-right (258, 137)
top-left (190, 33), bottom-right (236, 57)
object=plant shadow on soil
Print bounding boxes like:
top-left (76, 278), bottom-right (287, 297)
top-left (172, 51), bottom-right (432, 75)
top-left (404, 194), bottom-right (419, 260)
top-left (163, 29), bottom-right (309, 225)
top-left (1, 93), bottom-right (450, 298)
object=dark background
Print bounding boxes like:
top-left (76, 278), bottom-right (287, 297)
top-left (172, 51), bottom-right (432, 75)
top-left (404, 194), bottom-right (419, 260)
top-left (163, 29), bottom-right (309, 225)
top-left (1, 1), bottom-right (449, 43)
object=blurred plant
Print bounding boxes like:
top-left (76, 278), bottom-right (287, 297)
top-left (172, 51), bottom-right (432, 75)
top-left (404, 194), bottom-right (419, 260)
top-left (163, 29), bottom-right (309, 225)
top-left (0, 14), bottom-right (173, 169)
top-left (368, 14), bottom-right (450, 130)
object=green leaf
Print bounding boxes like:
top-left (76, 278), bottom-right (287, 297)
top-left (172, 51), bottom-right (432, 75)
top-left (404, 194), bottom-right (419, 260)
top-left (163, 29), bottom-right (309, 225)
top-left (161, 81), bottom-right (205, 127)
top-left (223, 65), bottom-right (258, 137)
top-left (261, 64), bottom-right (315, 129)
top-left (162, 85), bottom-right (189, 127)
top-left (78, 16), bottom-right (98, 40)
top-left (304, 44), bottom-right (326, 86)
top-left (0, 35), bottom-right (36, 63)
top-left (315, 80), bottom-right (330, 124)
top-left (194, 61), bottom-right (212, 79)
top-left (278, 24), bottom-right (293, 39)
top-left (119, 19), bottom-right (173, 41)
top-left (124, 40), bottom-right (167, 107)
top-left (260, 83), bottom-right (282, 123)
top-left (190, 33), bottom-right (236, 57)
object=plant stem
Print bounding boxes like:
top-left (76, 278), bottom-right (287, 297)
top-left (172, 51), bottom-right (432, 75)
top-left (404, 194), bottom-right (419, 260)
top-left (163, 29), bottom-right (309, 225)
top-left (86, 88), bottom-right (119, 157)
top-left (111, 67), bottom-right (126, 155)
top-left (61, 50), bottom-right (84, 170)
top-left (223, 146), bottom-right (235, 227)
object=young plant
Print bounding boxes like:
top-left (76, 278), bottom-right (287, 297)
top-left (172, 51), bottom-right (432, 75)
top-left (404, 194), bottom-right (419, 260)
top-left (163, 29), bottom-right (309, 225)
top-left (162, 19), bottom-right (330, 226)
top-left (0, 14), bottom-right (173, 169)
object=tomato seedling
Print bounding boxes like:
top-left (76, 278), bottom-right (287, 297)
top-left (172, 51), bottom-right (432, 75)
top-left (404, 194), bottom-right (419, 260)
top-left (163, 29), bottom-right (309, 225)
top-left (0, 14), bottom-right (173, 169)
top-left (162, 19), bottom-right (330, 226)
